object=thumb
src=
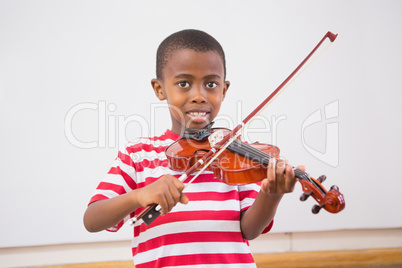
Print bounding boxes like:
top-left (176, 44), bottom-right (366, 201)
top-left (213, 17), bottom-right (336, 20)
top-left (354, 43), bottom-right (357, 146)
top-left (260, 178), bottom-right (270, 194)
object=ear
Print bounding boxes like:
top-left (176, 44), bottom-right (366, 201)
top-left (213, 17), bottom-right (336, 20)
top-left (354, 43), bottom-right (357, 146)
top-left (151, 78), bottom-right (166, 101)
top-left (222, 80), bottom-right (230, 100)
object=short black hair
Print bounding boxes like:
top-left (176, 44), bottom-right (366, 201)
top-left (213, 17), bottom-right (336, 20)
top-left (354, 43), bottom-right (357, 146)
top-left (156, 29), bottom-right (226, 79)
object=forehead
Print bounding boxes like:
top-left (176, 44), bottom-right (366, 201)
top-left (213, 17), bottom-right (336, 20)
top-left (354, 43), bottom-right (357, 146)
top-left (162, 49), bottom-right (224, 79)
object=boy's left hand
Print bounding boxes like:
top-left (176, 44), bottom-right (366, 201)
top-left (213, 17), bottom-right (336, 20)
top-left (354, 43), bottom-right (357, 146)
top-left (260, 158), bottom-right (305, 195)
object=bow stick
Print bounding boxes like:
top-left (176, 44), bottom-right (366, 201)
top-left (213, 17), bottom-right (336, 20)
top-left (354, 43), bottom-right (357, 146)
top-left (130, 31), bottom-right (338, 225)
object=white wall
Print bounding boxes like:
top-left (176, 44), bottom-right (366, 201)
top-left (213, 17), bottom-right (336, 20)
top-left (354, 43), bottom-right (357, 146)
top-left (1, 0), bottom-right (401, 248)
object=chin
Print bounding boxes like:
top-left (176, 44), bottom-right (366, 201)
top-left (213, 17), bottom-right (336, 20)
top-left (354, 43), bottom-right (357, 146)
top-left (187, 122), bottom-right (209, 130)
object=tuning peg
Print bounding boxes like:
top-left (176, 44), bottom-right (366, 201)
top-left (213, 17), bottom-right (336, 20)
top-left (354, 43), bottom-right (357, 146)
top-left (312, 204), bottom-right (325, 214)
top-left (330, 185), bottom-right (339, 191)
top-left (300, 191), bottom-right (313, 201)
top-left (317, 175), bottom-right (327, 183)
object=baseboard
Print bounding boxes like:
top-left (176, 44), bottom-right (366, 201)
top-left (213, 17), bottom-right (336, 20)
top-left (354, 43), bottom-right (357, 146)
top-left (29, 248), bottom-right (402, 268)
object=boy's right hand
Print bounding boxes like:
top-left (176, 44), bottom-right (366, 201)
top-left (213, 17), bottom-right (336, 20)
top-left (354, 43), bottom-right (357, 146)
top-left (134, 175), bottom-right (189, 216)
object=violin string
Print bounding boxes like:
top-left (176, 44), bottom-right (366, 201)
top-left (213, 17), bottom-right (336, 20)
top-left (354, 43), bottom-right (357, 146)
top-left (184, 130), bottom-right (243, 188)
top-left (228, 139), bottom-right (273, 164)
top-left (228, 140), bottom-right (326, 195)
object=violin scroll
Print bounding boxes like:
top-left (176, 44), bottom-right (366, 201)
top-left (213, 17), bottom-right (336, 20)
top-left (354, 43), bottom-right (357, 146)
top-left (320, 185), bottom-right (345, 214)
top-left (298, 173), bottom-right (345, 214)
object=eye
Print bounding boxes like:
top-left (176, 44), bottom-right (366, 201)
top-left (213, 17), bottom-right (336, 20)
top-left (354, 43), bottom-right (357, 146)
top-left (177, 81), bottom-right (190, 88)
top-left (205, 82), bottom-right (218, 89)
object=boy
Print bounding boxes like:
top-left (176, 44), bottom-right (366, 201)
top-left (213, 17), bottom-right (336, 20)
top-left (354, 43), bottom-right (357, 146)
top-left (84, 29), bottom-right (303, 267)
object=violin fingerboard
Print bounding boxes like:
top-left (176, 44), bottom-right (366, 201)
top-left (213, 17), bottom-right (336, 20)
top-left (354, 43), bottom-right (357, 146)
top-left (227, 139), bottom-right (272, 165)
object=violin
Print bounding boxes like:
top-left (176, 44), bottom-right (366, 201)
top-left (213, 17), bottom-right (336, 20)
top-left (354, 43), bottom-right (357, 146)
top-left (166, 127), bottom-right (280, 185)
top-left (165, 127), bottom-right (345, 214)
top-left (130, 31), bottom-right (345, 226)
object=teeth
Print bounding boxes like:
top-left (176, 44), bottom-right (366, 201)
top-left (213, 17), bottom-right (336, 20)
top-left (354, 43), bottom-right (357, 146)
top-left (190, 112), bottom-right (206, 116)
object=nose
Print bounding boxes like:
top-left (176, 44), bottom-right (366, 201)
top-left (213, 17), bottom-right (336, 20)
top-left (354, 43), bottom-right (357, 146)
top-left (190, 85), bottom-right (207, 103)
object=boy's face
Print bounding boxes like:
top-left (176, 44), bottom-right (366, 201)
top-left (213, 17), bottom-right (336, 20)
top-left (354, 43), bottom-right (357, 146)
top-left (152, 49), bottom-right (230, 135)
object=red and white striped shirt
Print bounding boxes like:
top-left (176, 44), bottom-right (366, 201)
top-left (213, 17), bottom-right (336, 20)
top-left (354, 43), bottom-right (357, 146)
top-left (89, 129), bottom-right (272, 267)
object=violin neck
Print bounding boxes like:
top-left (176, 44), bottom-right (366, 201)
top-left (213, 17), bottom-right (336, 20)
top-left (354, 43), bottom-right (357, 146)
top-left (227, 139), bottom-right (313, 181)
top-left (227, 139), bottom-right (272, 166)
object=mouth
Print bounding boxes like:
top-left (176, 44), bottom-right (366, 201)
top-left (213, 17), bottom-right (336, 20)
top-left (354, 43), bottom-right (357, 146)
top-left (188, 111), bottom-right (207, 117)
top-left (186, 111), bottom-right (209, 123)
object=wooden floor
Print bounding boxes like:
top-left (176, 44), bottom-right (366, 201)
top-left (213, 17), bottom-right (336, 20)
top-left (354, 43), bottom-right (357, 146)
top-left (30, 248), bottom-right (402, 268)
top-left (253, 248), bottom-right (402, 267)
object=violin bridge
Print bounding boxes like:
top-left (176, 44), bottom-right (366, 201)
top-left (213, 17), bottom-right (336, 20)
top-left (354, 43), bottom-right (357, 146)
top-left (208, 129), bottom-right (225, 147)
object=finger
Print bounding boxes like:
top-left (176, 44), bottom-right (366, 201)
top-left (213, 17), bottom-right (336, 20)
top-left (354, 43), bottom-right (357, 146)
top-left (171, 175), bottom-right (185, 192)
top-left (165, 180), bottom-right (183, 212)
top-left (284, 164), bottom-right (297, 192)
top-left (296, 165), bottom-right (306, 172)
top-left (267, 157), bottom-right (276, 180)
top-left (167, 175), bottom-right (186, 203)
top-left (158, 195), bottom-right (169, 216)
top-left (180, 193), bottom-right (189, 205)
top-left (165, 191), bottom-right (176, 214)
top-left (171, 177), bottom-right (188, 203)
top-left (276, 159), bottom-right (287, 177)
top-left (285, 165), bottom-right (297, 193)
top-left (276, 159), bottom-right (287, 171)
top-left (266, 158), bottom-right (277, 193)
top-left (154, 177), bottom-right (174, 215)
top-left (285, 164), bottom-right (295, 177)
top-left (273, 159), bottom-right (287, 192)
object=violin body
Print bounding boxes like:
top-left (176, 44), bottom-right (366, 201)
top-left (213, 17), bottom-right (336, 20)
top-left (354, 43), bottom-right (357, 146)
top-left (217, 141), bottom-right (280, 185)
top-left (166, 128), bottom-right (280, 185)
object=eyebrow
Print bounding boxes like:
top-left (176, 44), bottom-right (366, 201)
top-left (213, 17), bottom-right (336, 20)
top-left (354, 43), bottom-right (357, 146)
top-left (174, 74), bottom-right (221, 79)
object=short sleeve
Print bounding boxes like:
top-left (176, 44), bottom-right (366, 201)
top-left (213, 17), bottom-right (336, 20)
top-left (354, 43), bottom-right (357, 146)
top-left (238, 182), bottom-right (260, 212)
top-left (88, 145), bottom-right (137, 232)
top-left (238, 182), bottom-right (274, 234)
